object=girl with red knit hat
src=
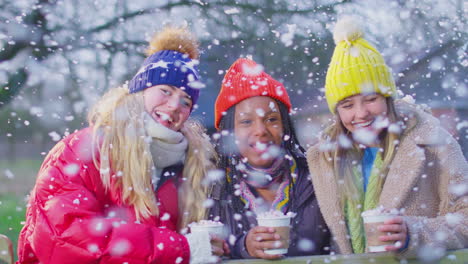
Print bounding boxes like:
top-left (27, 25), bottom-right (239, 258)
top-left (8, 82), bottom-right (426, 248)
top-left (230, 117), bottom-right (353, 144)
top-left (209, 58), bottom-right (331, 259)
top-left (17, 27), bottom-right (220, 264)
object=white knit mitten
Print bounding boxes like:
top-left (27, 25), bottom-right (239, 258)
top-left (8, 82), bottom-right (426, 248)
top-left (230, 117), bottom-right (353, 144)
top-left (184, 231), bottom-right (217, 264)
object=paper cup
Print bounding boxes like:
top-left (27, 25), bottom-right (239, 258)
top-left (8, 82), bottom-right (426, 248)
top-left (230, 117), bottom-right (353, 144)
top-left (190, 222), bottom-right (225, 249)
top-left (257, 215), bottom-right (292, 255)
top-left (362, 214), bottom-right (398, 252)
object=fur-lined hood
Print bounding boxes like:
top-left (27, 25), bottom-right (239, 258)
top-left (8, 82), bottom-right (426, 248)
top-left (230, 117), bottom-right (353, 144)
top-left (394, 99), bottom-right (447, 146)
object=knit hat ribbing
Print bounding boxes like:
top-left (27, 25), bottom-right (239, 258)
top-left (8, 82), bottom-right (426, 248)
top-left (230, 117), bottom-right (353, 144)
top-left (325, 16), bottom-right (397, 113)
top-left (214, 58), bottom-right (291, 130)
top-left (128, 27), bottom-right (201, 106)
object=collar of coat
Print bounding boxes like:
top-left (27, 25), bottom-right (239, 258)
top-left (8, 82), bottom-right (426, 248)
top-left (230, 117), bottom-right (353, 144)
top-left (306, 100), bottom-right (448, 253)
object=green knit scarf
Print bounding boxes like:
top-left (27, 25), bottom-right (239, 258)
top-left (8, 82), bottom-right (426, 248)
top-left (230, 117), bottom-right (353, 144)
top-left (345, 153), bottom-right (383, 253)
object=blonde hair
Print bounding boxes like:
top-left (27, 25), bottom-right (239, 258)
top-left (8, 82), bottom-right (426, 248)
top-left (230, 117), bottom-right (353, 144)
top-left (321, 97), bottom-right (400, 206)
top-left (88, 86), bottom-right (216, 228)
top-left (179, 120), bottom-right (217, 228)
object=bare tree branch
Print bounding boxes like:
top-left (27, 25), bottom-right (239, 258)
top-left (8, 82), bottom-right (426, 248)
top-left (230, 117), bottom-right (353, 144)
top-left (85, 0), bottom-right (349, 34)
top-left (396, 39), bottom-right (463, 85)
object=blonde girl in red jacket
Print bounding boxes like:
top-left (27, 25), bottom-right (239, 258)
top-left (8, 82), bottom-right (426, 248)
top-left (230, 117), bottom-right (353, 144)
top-left (17, 27), bottom-right (223, 264)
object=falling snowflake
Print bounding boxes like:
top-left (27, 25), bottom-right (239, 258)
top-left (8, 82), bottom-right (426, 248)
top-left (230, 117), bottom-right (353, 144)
top-left (64, 164), bottom-right (80, 176)
top-left (87, 244), bottom-right (99, 253)
top-left (228, 234), bottom-right (237, 245)
top-left (449, 183), bottom-right (467, 196)
top-left (3, 169), bottom-right (14, 179)
top-left (204, 169), bottom-right (224, 185)
top-left (203, 198), bottom-right (214, 208)
top-left (418, 245), bottom-right (446, 262)
top-left (188, 80), bottom-right (206, 89)
top-left (298, 238), bottom-right (315, 251)
top-left (338, 134), bottom-right (352, 148)
top-left (242, 63), bottom-right (263, 76)
top-left (224, 8), bottom-right (240, 15)
top-left (161, 213), bottom-right (171, 221)
top-left (255, 108), bottom-right (265, 117)
top-left (157, 243), bottom-right (164, 250)
top-left (109, 239), bottom-right (131, 257)
top-left (352, 129), bottom-right (377, 145)
top-left (280, 24), bottom-right (297, 47)
top-left (234, 214), bottom-right (242, 221)
top-left (48, 131), bottom-right (61, 142)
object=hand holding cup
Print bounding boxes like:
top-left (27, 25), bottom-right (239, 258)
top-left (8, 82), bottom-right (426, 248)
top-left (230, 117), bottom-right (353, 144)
top-left (362, 207), bottom-right (406, 252)
top-left (377, 216), bottom-right (408, 252)
top-left (245, 226), bottom-right (283, 260)
top-left (189, 220), bottom-right (228, 256)
top-left (247, 211), bottom-right (295, 259)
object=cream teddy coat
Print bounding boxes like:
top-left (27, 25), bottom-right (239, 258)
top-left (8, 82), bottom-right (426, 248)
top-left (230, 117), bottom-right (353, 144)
top-left (306, 101), bottom-right (468, 256)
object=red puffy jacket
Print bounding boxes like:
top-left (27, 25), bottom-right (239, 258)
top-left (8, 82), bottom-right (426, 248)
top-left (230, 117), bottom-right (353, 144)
top-left (17, 127), bottom-right (190, 264)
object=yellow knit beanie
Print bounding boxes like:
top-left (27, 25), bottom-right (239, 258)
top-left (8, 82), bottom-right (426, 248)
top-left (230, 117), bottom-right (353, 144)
top-left (325, 16), bottom-right (397, 113)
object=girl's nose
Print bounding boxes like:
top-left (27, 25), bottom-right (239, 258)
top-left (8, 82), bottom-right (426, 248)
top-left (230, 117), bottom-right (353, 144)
top-left (355, 103), bottom-right (370, 119)
top-left (166, 95), bottom-right (180, 110)
top-left (253, 121), bottom-right (268, 136)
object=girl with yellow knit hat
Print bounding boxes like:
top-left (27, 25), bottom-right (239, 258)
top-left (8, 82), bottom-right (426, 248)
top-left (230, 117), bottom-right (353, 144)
top-left (17, 27), bottom-right (221, 264)
top-left (306, 16), bottom-right (468, 256)
top-left (209, 58), bottom-right (330, 260)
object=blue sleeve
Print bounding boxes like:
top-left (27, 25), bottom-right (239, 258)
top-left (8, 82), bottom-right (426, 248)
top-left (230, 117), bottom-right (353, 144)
top-left (399, 234), bottom-right (410, 251)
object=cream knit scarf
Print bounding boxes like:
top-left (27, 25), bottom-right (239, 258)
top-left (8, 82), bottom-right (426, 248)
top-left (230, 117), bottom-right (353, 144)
top-left (143, 113), bottom-right (188, 189)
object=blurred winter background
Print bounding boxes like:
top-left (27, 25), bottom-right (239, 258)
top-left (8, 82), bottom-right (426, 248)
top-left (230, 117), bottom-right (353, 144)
top-left (0, 0), bottom-right (466, 259)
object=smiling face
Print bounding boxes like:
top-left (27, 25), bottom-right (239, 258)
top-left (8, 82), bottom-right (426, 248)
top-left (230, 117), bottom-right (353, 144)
top-left (234, 96), bottom-right (284, 168)
top-left (143, 84), bottom-right (192, 131)
top-left (336, 93), bottom-right (388, 139)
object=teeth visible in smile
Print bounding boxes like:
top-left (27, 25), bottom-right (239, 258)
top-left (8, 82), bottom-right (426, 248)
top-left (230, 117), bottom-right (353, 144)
top-left (354, 120), bottom-right (373, 128)
top-left (254, 142), bottom-right (267, 150)
top-left (156, 112), bottom-right (173, 122)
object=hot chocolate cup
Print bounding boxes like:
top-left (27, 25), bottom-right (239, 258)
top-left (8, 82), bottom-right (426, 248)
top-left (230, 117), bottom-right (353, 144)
top-left (190, 221), bottom-right (225, 249)
top-left (256, 214), bottom-right (292, 255)
top-left (362, 213), bottom-right (399, 252)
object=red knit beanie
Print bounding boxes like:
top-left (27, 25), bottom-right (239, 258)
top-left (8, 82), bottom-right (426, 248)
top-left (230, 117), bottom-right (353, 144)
top-left (214, 58), bottom-right (292, 130)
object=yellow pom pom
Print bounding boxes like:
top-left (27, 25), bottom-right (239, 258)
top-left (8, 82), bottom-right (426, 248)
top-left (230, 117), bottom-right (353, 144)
top-left (146, 26), bottom-right (199, 59)
top-left (333, 16), bottom-right (364, 45)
